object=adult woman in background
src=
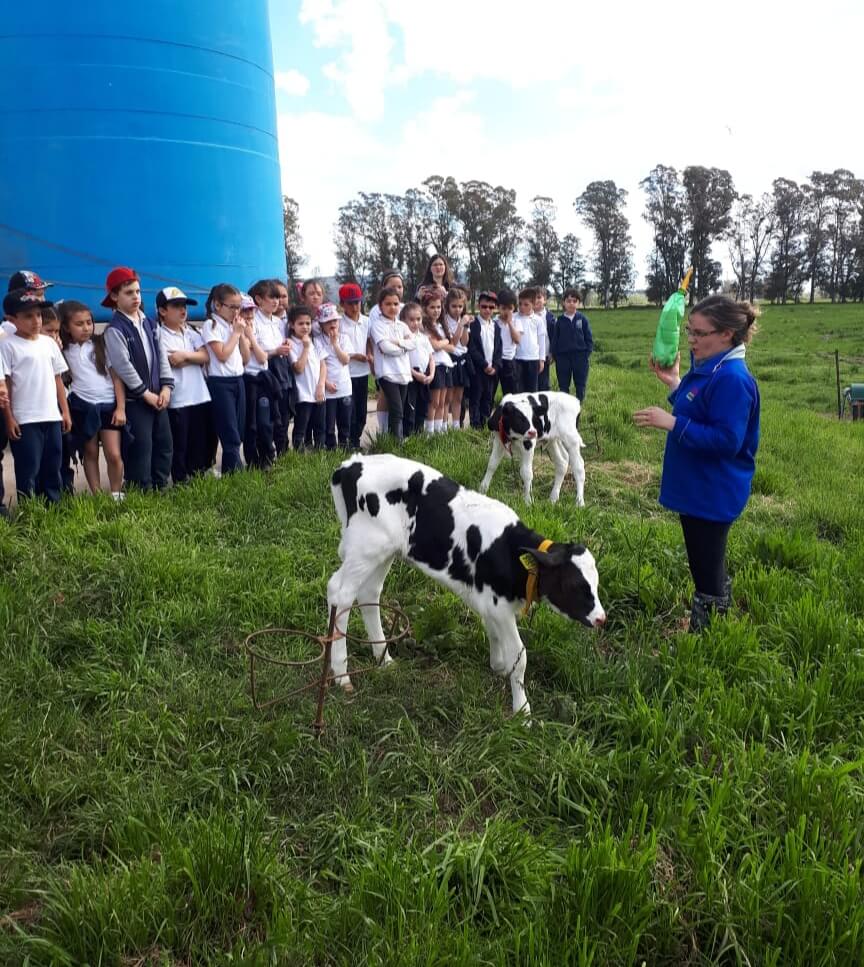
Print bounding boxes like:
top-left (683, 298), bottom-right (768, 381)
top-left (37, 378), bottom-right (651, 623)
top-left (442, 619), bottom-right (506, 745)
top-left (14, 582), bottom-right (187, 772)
top-left (634, 295), bottom-right (761, 631)
top-left (416, 253), bottom-right (453, 299)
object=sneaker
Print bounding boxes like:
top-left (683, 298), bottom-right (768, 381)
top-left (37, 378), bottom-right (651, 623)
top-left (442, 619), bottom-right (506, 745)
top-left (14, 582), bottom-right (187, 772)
top-left (111, 491), bottom-right (126, 502)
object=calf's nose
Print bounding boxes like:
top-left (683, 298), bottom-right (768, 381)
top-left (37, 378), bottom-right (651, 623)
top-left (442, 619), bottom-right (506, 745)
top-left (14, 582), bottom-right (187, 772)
top-left (593, 613), bottom-right (606, 628)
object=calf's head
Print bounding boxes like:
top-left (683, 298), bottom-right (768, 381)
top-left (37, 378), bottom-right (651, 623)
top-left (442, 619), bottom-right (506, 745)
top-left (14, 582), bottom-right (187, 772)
top-left (487, 401), bottom-right (532, 438)
top-left (522, 543), bottom-right (606, 628)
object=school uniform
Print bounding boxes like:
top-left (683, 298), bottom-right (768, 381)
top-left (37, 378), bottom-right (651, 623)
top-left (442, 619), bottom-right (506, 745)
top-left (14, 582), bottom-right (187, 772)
top-left (243, 310), bottom-right (284, 468)
top-left (537, 309), bottom-right (556, 391)
top-left (370, 317), bottom-right (415, 442)
top-left (550, 310), bottom-right (593, 400)
top-left (0, 334), bottom-right (67, 503)
top-left (496, 315), bottom-right (523, 395)
top-left (444, 315), bottom-right (470, 389)
top-left (468, 317), bottom-right (503, 428)
top-left (316, 333), bottom-right (353, 450)
top-left (63, 340), bottom-right (123, 485)
top-left (161, 324), bottom-right (215, 483)
top-left (405, 331), bottom-right (434, 436)
top-left (201, 316), bottom-right (246, 473)
top-left (288, 336), bottom-right (325, 449)
top-left (428, 322), bottom-right (454, 390)
top-left (514, 312), bottom-right (546, 394)
top-left (104, 310), bottom-right (174, 490)
top-left (340, 313), bottom-right (371, 449)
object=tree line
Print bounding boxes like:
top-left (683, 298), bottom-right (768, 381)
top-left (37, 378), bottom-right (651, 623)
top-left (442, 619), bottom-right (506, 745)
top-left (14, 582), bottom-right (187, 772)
top-left (282, 166), bottom-right (864, 307)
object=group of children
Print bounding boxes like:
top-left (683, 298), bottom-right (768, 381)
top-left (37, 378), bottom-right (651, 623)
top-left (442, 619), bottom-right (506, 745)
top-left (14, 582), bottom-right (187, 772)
top-left (0, 257), bottom-right (593, 507)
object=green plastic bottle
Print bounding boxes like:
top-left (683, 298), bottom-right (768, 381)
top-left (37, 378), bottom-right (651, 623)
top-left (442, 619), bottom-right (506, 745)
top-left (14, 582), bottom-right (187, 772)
top-left (651, 267), bottom-right (693, 367)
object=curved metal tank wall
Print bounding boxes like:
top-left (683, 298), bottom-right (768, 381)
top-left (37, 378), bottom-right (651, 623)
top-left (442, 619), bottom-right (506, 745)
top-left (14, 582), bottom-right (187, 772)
top-left (0, 1), bottom-right (284, 317)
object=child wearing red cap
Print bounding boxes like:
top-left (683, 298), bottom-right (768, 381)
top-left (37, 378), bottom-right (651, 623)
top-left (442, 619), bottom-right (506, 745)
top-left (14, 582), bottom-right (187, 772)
top-left (102, 267), bottom-right (174, 491)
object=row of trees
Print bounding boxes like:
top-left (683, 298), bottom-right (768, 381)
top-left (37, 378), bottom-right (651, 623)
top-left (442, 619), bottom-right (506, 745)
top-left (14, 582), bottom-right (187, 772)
top-left (283, 166), bottom-right (864, 307)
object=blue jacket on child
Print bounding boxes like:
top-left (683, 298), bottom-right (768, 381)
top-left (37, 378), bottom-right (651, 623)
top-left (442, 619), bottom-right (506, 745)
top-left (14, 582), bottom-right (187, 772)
top-left (659, 344), bottom-right (760, 523)
top-left (551, 312), bottom-right (593, 354)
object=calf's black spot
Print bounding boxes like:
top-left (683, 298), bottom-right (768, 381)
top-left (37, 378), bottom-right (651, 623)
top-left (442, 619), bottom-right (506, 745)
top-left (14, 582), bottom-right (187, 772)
top-left (448, 545), bottom-right (472, 585)
top-left (333, 461), bottom-right (363, 521)
top-left (466, 524), bottom-right (482, 561)
top-left (528, 394), bottom-right (551, 437)
top-left (405, 475), bottom-right (460, 572)
top-left (523, 440), bottom-right (533, 451)
top-left (502, 402), bottom-right (531, 438)
top-left (366, 492), bottom-right (380, 517)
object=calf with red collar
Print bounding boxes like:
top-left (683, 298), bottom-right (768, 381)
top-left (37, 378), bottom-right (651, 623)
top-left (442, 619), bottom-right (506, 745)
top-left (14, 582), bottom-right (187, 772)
top-left (479, 391), bottom-right (586, 505)
top-left (327, 454), bottom-right (605, 717)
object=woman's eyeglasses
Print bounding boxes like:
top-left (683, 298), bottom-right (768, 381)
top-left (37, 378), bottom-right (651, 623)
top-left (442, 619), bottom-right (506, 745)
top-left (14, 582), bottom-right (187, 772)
top-left (684, 325), bottom-right (716, 339)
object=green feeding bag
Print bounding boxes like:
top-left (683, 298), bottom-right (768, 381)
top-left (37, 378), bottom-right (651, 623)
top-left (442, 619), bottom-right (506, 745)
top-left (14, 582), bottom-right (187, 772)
top-left (651, 267), bottom-right (693, 367)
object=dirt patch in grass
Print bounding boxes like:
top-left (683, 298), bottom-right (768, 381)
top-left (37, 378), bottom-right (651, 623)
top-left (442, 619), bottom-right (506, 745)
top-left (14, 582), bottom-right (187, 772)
top-left (593, 460), bottom-right (657, 489)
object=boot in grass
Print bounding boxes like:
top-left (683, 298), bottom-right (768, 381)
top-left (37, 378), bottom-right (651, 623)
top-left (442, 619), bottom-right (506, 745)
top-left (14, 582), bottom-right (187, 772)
top-left (689, 589), bottom-right (731, 633)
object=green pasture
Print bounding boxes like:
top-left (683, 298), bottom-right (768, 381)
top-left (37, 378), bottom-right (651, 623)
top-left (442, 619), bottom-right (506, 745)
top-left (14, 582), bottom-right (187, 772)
top-left (1, 304), bottom-right (864, 965)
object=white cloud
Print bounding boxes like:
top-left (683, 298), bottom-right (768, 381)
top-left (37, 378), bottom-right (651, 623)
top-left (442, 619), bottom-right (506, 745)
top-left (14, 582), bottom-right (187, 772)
top-left (275, 69), bottom-right (311, 96)
top-left (283, 0), bottom-right (864, 280)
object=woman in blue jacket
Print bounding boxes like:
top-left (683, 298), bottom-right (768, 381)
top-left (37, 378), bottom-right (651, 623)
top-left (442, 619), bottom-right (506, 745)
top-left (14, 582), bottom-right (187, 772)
top-left (634, 295), bottom-right (760, 631)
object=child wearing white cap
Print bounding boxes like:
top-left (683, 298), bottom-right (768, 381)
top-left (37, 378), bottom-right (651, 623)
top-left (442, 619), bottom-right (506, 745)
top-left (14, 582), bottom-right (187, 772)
top-left (314, 303), bottom-right (352, 449)
top-left (157, 286), bottom-right (215, 483)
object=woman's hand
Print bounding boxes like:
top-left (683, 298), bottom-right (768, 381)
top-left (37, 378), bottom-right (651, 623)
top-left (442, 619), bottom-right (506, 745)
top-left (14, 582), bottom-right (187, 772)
top-left (633, 406), bottom-right (675, 432)
top-left (649, 353), bottom-right (680, 389)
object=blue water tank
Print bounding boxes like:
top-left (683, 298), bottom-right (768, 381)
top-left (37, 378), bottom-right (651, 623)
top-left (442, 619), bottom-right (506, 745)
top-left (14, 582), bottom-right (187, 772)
top-left (0, 1), bottom-right (284, 318)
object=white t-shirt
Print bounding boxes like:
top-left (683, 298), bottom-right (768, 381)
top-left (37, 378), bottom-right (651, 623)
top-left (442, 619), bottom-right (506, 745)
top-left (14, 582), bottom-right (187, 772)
top-left (1, 320), bottom-right (16, 337)
top-left (497, 315), bottom-right (524, 360)
top-left (0, 334), bottom-right (68, 424)
top-left (340, 314), bottom-right (371, 377)
top-left (161, 325), bottom-right (211, 409)
top-left (409, 331), bottom-right (433, 376)
top-left (202, 316), bottom-right (245, 378)
top-left (315, 334), bottom-right (352, 399)
top-left (288, 336), bottom-right (323, 404)
top-left (444, 315), bottom-right (468, 357)
top-left (63, 341), bottom-right (115, 405)
top-left (514, 312), bottom-right (545, 361)
top-left (246, 310), bottom-right (286, 375)
top-left (370, 317), bottom-right (414, 383)
top-left (427, 321), bottom-right (454, 368)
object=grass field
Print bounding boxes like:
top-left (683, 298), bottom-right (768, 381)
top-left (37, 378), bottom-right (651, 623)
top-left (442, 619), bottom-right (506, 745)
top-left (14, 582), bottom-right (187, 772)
top-left (2, 304), bottom-right (864, 965)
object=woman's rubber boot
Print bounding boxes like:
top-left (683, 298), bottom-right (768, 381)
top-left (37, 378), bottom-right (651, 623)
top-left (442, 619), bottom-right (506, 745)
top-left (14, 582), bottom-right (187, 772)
top-left (689, 590), bottom-right (731, 633)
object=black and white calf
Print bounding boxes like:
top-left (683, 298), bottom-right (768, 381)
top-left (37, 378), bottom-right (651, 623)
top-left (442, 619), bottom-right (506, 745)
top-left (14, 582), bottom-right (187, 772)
top-left (327, 454), bottom-right (605, 716)
top-left (479, 391), bottom-right (586, 505)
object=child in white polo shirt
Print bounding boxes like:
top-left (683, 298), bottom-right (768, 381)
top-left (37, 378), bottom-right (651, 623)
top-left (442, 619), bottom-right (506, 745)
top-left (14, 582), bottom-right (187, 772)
top-left (338, 283), bottom-right (371, 449)
top-left (1, 289), bottom-right (71, 504)
top-left (315, 303), bottom-right (353, 450)
top-left (513, 286), bottom-right (546, 394)
top-left (288, 306), bottom-right (325, 450)
top-left (370, 286), bottom-right (415, 444)
top-left (495, 289), bottom-right (523, 395)
top-left (157, 286), bottom-right (215, 483)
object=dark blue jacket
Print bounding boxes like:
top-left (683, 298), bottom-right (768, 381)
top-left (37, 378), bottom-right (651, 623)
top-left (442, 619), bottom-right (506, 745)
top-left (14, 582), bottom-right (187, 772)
top-left (468, 318), bottom-right (502, 373)
top-left (659, 345), bottom-right (760, 523)
top-left (551, 312), bottom-right (593, 354)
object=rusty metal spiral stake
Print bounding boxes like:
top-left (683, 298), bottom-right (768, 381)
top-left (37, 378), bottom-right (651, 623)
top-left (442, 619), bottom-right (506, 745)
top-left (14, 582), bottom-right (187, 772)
top-left (244, 602), bottom-right (412, 736)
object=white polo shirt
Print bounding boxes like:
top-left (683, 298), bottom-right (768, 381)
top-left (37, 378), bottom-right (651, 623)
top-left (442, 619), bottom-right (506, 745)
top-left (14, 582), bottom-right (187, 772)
top-left (246, 310), bottom-right (286, 375)
top-left (409, 331), bottom-right (433, 376)
top-left (497, 315), bottom-right (524, 360)
top-left (161, 325), bottom-right (211, 408)
top-left (202, 316), bottom-right (244, 378)
top-left (63, 341), bottom-right (115, 405)
top-left (428, 321), bottom-right (454, 368)
top-left (0, 333), bottom-right (67, 424)
top-left (288, 336), bottom-right (323, 404)
top-left (340, 314), bottom-right (371, 377)
top-left (315, 333), bottom-right (352, 399)
top-left (514, 312), bottom-right (545, 361)
top-left (444, 315), bottom-right (468, 357)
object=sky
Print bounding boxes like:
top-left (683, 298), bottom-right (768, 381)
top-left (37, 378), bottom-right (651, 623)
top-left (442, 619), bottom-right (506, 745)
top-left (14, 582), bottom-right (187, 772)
top-left (268, 0), bottom-right (862, 284)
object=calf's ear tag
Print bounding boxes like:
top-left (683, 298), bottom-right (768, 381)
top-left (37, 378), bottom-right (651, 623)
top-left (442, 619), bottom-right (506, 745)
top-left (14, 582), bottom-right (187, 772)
top-left (519, 552), bottom-right (538, 572)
